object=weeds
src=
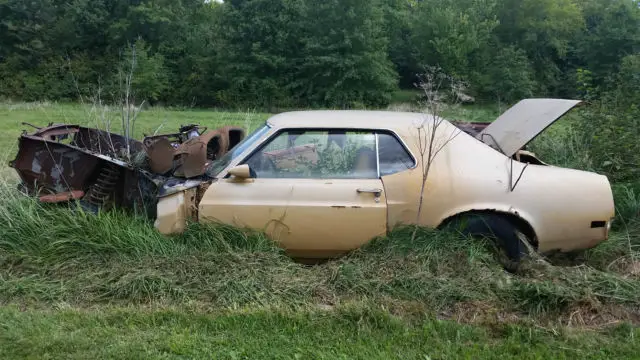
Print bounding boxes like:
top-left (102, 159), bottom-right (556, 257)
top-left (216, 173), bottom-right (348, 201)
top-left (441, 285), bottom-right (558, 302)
top-left (0, 102), bottom-right (639, 355)
top-left (0, 181), bottom-right (639, 326)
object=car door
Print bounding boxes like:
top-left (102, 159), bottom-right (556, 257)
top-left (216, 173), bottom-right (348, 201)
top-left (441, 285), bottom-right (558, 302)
top-left (198, 128), bottom-right (387, 258)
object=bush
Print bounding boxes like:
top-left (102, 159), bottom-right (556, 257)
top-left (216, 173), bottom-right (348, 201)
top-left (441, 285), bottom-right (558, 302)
top-left (471, 45), bottom-right (536, 103)
top-left (113, 39), bottom-right (169, 105)
top-left (612, 54), bottom-right (640, 108)
top-left (570, 56), bottom-right (640, 184)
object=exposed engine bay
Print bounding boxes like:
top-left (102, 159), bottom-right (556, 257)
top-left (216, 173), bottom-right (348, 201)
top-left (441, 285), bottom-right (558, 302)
top-left (9, 122), bottom-right (245, 218)
top-left (451, 120), bottom-right (546, 166)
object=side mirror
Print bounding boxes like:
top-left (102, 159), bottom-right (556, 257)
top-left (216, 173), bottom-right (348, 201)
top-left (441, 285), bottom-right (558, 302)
top-left (228, 164), bottom-right (251, 179)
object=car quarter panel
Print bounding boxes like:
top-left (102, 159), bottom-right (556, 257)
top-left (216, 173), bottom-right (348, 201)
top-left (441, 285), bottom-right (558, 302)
top-left (384, 120), bottom-right (614, 253)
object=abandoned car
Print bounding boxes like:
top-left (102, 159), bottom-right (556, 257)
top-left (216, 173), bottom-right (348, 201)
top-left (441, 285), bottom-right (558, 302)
top-left (10, 99), bottom-right (615, 268)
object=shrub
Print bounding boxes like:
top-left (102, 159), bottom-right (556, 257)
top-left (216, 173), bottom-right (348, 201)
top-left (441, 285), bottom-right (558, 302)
top-left (471, 45), bottom-right (536, 103)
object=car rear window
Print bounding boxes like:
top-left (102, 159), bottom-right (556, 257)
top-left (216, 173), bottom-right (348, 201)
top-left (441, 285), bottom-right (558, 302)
top-left (377, 132), bottom-right (415, 176)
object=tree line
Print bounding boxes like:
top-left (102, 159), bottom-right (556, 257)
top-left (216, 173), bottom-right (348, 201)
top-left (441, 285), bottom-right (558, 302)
top-left (0, 0), bottom-right (639, 109)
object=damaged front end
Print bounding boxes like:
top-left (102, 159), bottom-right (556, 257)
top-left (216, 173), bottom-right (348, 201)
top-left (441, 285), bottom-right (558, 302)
top-left (9, 122), bottom-right (245, 220)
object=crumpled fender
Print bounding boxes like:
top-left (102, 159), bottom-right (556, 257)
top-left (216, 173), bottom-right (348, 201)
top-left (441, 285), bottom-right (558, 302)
top-left (144, 126), bottom-right (246, 179)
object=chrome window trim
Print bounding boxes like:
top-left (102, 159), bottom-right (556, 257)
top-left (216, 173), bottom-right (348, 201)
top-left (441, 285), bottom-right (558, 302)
top-left (375, 133), bottom-right (381, 178)
top-left (219, 124), bottom-right (418, 179)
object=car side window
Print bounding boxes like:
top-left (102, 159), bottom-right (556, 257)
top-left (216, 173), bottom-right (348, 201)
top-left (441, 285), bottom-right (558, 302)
top-left (377, 132), bottom-right (415, 176)
top-left (244, 129), bottom-right (378, 179)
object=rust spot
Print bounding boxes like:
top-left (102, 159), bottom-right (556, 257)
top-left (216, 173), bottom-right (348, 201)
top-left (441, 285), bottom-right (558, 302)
top-left (145, 137), bottom-right (174, 174)
top-left (146, 125), bottom-right (246, 179)
top-left (10, 122), bottom-right (246, 218)
top-left (39, 190), bottom-right (85, 203)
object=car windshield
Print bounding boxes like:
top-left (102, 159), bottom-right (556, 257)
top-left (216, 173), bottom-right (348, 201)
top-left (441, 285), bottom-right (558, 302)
top-left (206, 123), bottom-right (271, 177)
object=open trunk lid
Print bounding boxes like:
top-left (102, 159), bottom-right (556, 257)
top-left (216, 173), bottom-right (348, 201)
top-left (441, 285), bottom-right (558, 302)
top-left (476, 98), bottom-right (582, 157)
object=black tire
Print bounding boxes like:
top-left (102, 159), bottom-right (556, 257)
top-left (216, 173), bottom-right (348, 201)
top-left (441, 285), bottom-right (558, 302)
top-left (445, 213), bottom-right (530, 273)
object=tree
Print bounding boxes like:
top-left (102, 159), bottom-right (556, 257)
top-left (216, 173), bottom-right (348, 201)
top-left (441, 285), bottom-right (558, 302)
top-left (471, 45), bottom-right (536, 103)
top-left (494, 0), bottom-right (584, 94)
top-left (216, 0), bottom-right (305, 108)
top-left (381, 0), bottom-right (415, 88)
top-left (411, 67), bottom-right (463, 240)
top-left (114, 38), bottom-right (169, 105)
top-left (293, 0), bottom-right (398, 108)
top-left (571, 0), bottom-right (640, 89)
top-left (409, 0), bottom-right (499, 81)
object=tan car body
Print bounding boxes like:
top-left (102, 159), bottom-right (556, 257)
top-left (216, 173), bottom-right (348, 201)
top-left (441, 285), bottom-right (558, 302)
top-left (156, 100), bottom-right (615, 257)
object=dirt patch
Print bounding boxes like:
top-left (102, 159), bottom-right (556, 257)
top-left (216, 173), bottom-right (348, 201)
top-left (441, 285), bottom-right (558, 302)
top-left (554, 303), bottom-right (640, 329)
top-left (599, 257), bottom-right (640, 278)
top-left (439, 300), bottom-right (522, 325)
top-left (441, 300), bottom-right (640, 329)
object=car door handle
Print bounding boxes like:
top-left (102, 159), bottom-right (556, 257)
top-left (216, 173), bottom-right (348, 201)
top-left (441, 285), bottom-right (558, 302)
top-left (357, 188), bottom-right (382, 197)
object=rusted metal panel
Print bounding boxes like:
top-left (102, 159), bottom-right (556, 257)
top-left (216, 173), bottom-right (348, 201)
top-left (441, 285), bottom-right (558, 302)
top-left (9, 122), bottom-right (246, 219)
top-left (173, 131), bottom-right (222, 178)
top-left (145, 137), bottom-right (174, 174)
top-left (11, 136), bottom-right (101, 194)
top-left (74, 126), bottom-right (144, 157)
top-left (39, 190), bottom-right (85, 203)
top-left (143, 126), bottom-right (247, 179)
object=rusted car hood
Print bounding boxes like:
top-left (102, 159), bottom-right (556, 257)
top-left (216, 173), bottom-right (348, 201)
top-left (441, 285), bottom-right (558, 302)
top-left (476, 99), bottom-right (582, 157)
top-left (9, 122), bottom-right (245, 217)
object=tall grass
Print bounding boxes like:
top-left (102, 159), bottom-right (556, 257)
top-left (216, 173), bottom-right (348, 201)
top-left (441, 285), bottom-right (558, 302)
top-left (1, 180), bottom-right (639, 326)
top-left (1, 102), bottom-right (639, 329)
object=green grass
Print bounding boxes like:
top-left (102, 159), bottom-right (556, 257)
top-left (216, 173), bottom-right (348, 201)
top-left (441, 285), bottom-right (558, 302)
top-left (440, 103), bottom-right (503, 123)
top-left (2, 305), bottom-right (639, 360)
top-left (1, 101), bottom-right (639, 359)
top-left (390, 89), bottom-right (421, 104)
top-left (386, 94), bottom-right (503, 123)
top-left (0, 101), bottom-right (270, 159)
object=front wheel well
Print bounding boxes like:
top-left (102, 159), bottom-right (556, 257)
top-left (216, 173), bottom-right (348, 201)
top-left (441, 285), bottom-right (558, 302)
top-left (438, 210), bottom-right (539, 250)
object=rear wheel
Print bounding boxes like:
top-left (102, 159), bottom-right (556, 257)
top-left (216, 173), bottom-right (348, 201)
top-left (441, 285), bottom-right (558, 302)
top-left (445, 213), bottom-right (531, 273)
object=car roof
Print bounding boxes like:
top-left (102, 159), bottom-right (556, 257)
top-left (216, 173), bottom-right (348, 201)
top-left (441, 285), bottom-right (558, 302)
top-left (266, 110), bottom-right (436, 130)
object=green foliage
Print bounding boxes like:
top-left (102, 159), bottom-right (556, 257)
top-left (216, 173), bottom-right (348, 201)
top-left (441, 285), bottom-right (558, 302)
top-left (613, 54), bottom-right (640, 106)
top-left (575, 68), bottom-right (597, 100)
top-left (2, 306), bottom-right (640, 359)
top-left (0, 0), bottom-right (638, 106)
top-left (217, 0), bottom-right (397, 109)
top-left (573, 0), bottom-right (640, 87)
top-left (410, 0), bottom-right (499, 79)
top-left (576, 105), bottom-right (640, 184)
top-left (116, 39), bottom-right (169, 104)
top-left (560, 55), bottom-right (640, 184)
top-left (472, 45), bottom-right (536, 102)
top-left (493, 0), bottom-right (584, 94)
top-left (293, 0), bottom-right (398, 108)
top-left (215, 0), bottom-right (304, 109)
